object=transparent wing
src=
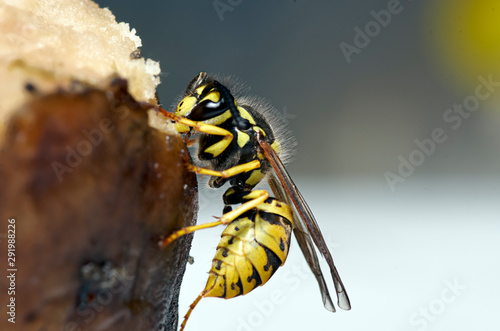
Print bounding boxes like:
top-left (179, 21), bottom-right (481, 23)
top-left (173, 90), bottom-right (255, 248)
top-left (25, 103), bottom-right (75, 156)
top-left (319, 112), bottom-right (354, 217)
top-left (259, 137), bottom-right (351, 311)
top-left (268, 172), bottom-right (337, 312)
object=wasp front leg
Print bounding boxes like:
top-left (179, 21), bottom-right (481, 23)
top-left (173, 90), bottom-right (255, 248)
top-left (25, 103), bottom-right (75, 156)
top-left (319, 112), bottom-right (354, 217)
top-left (159, 108), bottom-right (234, 156)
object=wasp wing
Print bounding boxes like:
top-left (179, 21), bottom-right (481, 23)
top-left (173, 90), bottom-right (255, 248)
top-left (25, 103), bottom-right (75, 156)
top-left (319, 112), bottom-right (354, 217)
top-left (259, 138), bottom-right (351, 311)
top-left (267, 172), bottom-right (337, 312)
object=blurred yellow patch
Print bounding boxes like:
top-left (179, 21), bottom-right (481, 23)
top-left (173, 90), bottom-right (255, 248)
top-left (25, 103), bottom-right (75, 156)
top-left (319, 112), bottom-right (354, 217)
top-left (427, 0), bottom-right (500, 93)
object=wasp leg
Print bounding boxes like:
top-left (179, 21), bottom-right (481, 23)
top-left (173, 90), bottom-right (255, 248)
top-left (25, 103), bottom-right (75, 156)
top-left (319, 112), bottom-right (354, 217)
top-left (159, 108), bottom-right (231, 135)
top-left (159, 219), bottom-right (225, 247)
top-left (160, 190), bottom-right (269, 248)
top-left (159, 109), bottom-right (233, 156)
top-left (179, 292), bottom-right (204, 331)
top-left (185, 160), bottom-right (260, 178)
top-left (218, 189), bottom-right (269, 224)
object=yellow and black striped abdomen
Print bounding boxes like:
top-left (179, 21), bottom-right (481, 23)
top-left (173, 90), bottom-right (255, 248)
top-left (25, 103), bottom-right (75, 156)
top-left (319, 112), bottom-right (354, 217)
top-left (202, 199), bottom-right (293, 299)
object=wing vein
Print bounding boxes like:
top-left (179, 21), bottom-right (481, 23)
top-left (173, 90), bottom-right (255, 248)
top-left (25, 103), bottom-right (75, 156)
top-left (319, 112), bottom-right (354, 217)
top-left (258, 137), bottom-right (351, 311)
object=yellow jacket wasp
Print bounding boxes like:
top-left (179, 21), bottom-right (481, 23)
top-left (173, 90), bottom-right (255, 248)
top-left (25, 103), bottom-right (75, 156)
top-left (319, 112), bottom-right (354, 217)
top-left (158, 72), bottom-right (350, 330)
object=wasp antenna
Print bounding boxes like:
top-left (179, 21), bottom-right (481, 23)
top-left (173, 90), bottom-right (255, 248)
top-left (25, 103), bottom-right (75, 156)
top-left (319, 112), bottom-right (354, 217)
top-left (184, 72), bottom-right (208, 96)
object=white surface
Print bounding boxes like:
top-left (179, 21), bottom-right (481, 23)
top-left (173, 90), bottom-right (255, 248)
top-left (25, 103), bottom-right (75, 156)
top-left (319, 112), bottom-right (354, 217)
top-left (179, 176), bottom-right (500, 331)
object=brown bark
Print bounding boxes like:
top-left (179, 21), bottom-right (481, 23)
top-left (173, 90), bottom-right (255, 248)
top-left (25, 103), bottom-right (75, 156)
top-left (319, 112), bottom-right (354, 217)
top-left (0, 80), bottom-right (197, 330)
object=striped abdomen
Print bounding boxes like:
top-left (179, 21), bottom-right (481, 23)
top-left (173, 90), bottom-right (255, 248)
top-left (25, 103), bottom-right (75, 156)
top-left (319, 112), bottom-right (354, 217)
top-left (202, 198), bottom-right (293, 299)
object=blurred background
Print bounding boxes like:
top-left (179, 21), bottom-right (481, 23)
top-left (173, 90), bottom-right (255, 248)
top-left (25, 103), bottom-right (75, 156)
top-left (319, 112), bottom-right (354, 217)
top-left (96, 1), bottom-right (499, 330)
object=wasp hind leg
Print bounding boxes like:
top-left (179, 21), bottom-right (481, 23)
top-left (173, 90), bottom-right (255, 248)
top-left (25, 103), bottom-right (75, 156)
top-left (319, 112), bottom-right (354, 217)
top-left (179, 292), bottom-right (204, 331)
top-left (159, 219), bottom-right (225, 247)
top-left (219, 189), bottom-right (269, 224)
top-left (159, 190), bottom-right (269, 248)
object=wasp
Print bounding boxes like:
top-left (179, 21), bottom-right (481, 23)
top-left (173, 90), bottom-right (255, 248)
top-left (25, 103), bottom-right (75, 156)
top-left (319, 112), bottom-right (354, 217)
top-left (158, 72), bottom-right (350, 330)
